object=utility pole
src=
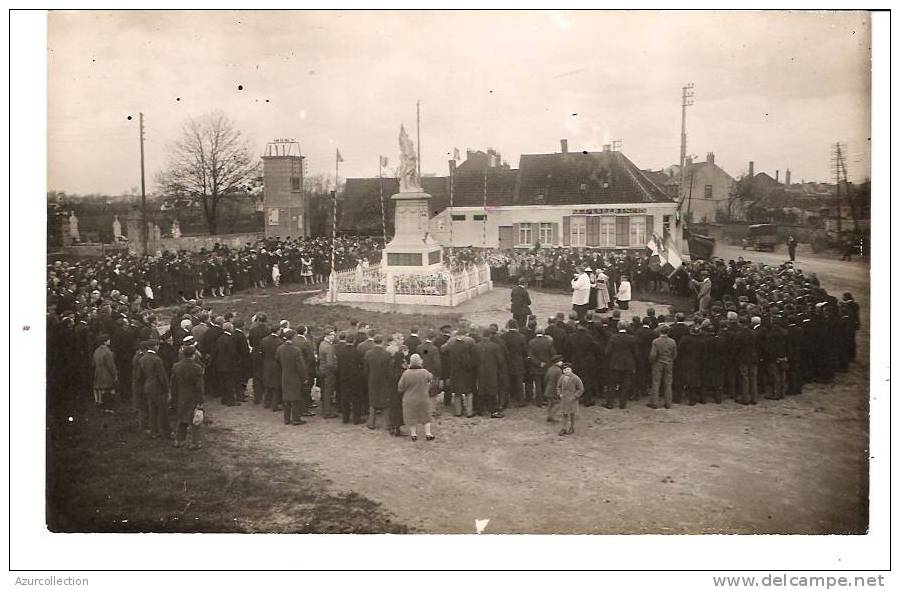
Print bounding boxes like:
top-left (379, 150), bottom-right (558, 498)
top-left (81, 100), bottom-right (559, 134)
top-left (831, 142), bottom-right (843, 235)
top-left (833, 142), bottom-right (858, 234)
top-left (416, 100), bottom-right (422, 180)
top-left (678, 83), bottom-right (694, 206)
top-left (139, 112), bottom-right (147, 254)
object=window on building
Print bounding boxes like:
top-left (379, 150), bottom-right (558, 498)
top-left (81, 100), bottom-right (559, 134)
top-left (704, 184), bottom-right (713, 199)
top-left (473, 214), bottom-right (486, 221)
top-left (663, 215), bottom-right (671, 237)
top-left (539, 222), bottom-right (553, 245)
top-left (570, 216), bottom-right (586, 246)
top-left (629, 216), bottom-right (647, 246)
top-left (268, 208), bottom-right (279, 225)
top-left (599, 216), bottom-right (616, 247)
top-left (291, 176), bottom-right (301, 191)
top-left (518, 223), bottom-right (532, 246)
top-left (451, 214), bottom-right (466, 221)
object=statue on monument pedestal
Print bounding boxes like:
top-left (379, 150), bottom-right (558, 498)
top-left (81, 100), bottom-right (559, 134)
top-left (112, 215), bottom-right (122, 240)
top-left (68, 211), bottom-right (80, 242)
top-left (397, 124), bottom-right (421, 193)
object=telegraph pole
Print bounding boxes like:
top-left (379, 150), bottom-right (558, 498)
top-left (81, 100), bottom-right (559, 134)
top-left (139, 112), bottom-right (147, 254)
top-left (833, 142), bottom-right (858, 234)
top-left (832, 143), bottom-right (843, 235)
top-left (679, 83), bottom-right (694, 205)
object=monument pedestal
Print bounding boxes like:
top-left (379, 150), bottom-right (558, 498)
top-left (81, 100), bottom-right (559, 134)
top-left (381, 191), bottom-right (443, 274)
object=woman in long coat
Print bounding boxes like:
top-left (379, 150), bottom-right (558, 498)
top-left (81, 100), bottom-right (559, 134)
top-left (399, 354), bottom-right (435, 441)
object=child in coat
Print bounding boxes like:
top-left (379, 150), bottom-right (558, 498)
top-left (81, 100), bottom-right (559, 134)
top-left (556, 364), bottom-right (584, 436)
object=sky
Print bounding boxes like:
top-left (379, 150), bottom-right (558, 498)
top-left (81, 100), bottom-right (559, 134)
top-left (46, 10), bottom-right (872, 195)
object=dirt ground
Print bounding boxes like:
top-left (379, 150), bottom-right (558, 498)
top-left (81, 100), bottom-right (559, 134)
top-left (208, 244), bottom-right (870, 534)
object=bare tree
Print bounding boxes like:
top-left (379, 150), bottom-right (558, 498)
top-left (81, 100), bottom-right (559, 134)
top-left (156, 111), bottom-right (258, 235)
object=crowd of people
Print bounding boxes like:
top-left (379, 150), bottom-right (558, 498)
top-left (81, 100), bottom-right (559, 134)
top-left (48, 240), bottom-right (861, 442)
top-left (485, 247), bottom-right (693, 297)
top-left (47, 236), bottom-right (385, 310)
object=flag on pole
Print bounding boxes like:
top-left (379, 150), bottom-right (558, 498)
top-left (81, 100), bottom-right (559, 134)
top-left (379, 155), bottom-right (388, 168)
top-left (336, 149), bottom-right (344, 163)
top-left (646, 233), bottom-right (682, 277)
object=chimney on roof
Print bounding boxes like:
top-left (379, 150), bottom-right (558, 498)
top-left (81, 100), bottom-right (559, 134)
top-left (560, 139), bottom-right (568, 154)
top-left (706, 152), bottom-right (715, 165)
top-left (776, 170), bottom-right (780, 183)
top-left (785, 169), bottom-right (791, 186)
top-left (602, 144), bottom-right (611, 152)
top-left (685, 155), bottom-right (693, 166)
top-left (749, 161), bottom-right (755, 177)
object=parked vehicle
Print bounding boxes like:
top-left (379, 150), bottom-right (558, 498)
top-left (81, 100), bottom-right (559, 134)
top-left (743, 224), bottom-right (778, 252)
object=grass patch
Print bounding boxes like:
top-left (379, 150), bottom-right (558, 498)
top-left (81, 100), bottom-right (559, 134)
top-left (46, 402), bottom-right (409, 533)
top-left (163, 288), bottom-right (463, 334)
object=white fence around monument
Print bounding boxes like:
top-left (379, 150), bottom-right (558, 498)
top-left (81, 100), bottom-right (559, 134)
top-left (329, 262), bottom-right (492, 307)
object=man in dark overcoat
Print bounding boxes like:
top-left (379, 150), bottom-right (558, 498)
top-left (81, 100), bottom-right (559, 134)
top-left (604, 321), bottom-right (637, 409)
top-left (260, 326), bottom-right (284, 410)
top-left (441, 329), bottom-right (476, 417)
top-left (473, 329), bottom-right (506, 418)
top-left (232, 318), bottom-right (252, 401)
top-left (139, 340), bottom-right (171, 439)
top-left (500, 319), bottom-right (528, 408)
top-left (170, 345), bottom-right (205, 449)
top-left (363, 335), bottom-right (394, 430)
top-left (527, 328), bottom-right (556, 408)
top-left (676, 325), bottom-right (705, 405)
top-left (335, 332), bottom-right (364, 424)
top-left (568, 323), bottom-right (600, 407)
top-left (212, 322), bottom-right (241, 406)
top-left (510, 277), bottom-right (532, 331)
top-left (248, 313), bottom-right (270, 403)
top-left (634, 317), bottom-right (656, 400)
top-left (277, 329), bottom-right (308, 425)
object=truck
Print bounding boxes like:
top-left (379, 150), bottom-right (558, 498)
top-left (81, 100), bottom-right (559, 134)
top-left (743, 224), bottom-right (778, 252)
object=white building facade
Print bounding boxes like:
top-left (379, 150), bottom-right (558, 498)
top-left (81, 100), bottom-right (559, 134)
top-left (430, 202), bottom-right (678, 251)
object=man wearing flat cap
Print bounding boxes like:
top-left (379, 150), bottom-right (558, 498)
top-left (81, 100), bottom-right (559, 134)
top-left (139, 340), bottom-right (171, 439)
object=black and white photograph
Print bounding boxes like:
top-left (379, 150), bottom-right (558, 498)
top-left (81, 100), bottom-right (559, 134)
top-left (8, 6), bottom-right (892, 581)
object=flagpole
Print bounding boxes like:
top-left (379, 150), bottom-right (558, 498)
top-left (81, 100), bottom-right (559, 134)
top-left (449, 153), bottom-right (455, 258)
top-left (331, 150), bottom-right (340, 279)
top-left (379, 157), bottom-right (387, 246)
top-left (482, 168), bottom-right (488, 249)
